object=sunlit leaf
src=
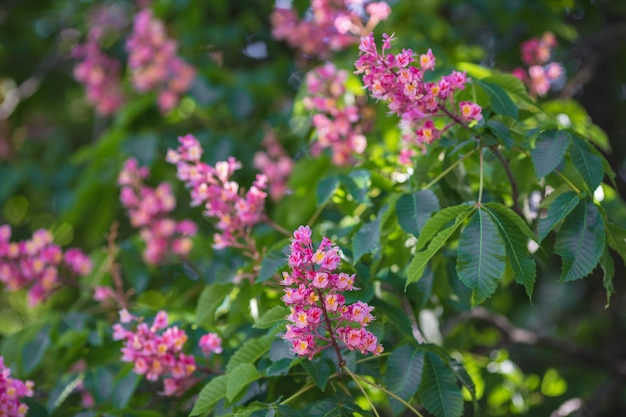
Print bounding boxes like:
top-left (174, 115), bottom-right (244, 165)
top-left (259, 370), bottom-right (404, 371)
top-left (190, 375), bottom-right (227, 416)
top-left (226, 363), bottom-right (262, 402)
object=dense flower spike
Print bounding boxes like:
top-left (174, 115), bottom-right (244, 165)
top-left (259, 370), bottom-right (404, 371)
top-left (0, 225), bottom-right (92, 306)
top-left (113, 310), bottom-right (202, 396)
top-left (355, 33), bottom-right (482, 156)
top-left (73, 7), bottom-right (125, 115)
top-left (253, 130), bottom-right (294, 200)
top-left (167, 134), bottom-right (268, 251)
top-left (303, 62), bottom-right (368, 166)
top-left (0, 357), bottom-right (34, 417)
top-left (271, 0), bottom-right (391, 59)
top-left (118, 158), bottom-right (197, 265)
top-left (512, 32), bottom-right (564, 97)
top-left (280, 225), bottom-right (383, 359)
top-left (126, 9), bottom-right (195, 113)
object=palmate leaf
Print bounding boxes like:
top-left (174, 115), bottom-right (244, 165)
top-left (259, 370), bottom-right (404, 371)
top-left (477, 80), bottom-right (518, 119)
top-left (300, 358), bottom-right (332, 391)
top-left (484, 203), bottom-right (537, 299)
top-left (456, 208), bottom-right (506, 305)
top-left (253, 305), bottom-right (289, 329)
top-left (190, 375), bottom-right (227, 416)
top-left (257, 240), bottom-right (289, 282)
top-left (567, 131), bottom-right (604, 192)
top-left (531, 129), bottom-right (570, 179)
top-left (419, 352), bottom-right (464, 417)
top-left (538, 191), bottom-right (580, 243)
top-left (555, 199), bottom-right (605, 281)
top-left (396, 190), bottom-right (440, 236)
top-left (226, 363), bottom-right (262, 402)
top-left (384, 345), bottom-right (425, 416)
top-left (407, 207), bottom-right (475, 286)
top-left (352, 215), bottom-right (382, 262)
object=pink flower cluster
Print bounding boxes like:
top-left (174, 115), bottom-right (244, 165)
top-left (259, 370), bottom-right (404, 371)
top-left (303, 62), bottom-right (368, 166)
top-left (73, 14), bottom-right (125, 115)
top-left (0, 357), bottom-right (34, 417)
top-left (113, 309), bottom-right (213, 396)
top-left (281, 225), bottom-right (383, 359)
top-left (0, 225), bottom-right (92, 306)
top-left (355, 33), bottom-right (482, 155)
top-left (512, 32), bottom-right (563, 97)
top-left (271, 0), bottom-right (391, 59)
top-left (167, 134), bottom-right (268, 250)
top-left (126, 9), bottom-right (196, 113)
top-left (253, 131), bottom-right (294, 200)
top-left (199, 333), bottom-right (223, 356)
top-left (118, 158), bottom-right (197, 265)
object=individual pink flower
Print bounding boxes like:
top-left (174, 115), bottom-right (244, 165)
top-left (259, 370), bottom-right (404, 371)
top-left (513, 32), bottom-right (565, 97)
top-left (0, 356), bottom-right (34, 417)
top-left (167, 134), bottom-right (268, 251)
top-left (113, 310), bottom-right (201, 396)
top-left (118, 158), bottom-right (197, 265)
top-left (199, 333), bottom-right (223, 355)
top-left (126, 9), bottom-right (195, 112)
top-left (280, 225), bottom-right (383, 360)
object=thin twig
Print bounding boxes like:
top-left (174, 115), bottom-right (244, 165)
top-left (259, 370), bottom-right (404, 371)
top-left (491, 146), bottom-right (522, 216)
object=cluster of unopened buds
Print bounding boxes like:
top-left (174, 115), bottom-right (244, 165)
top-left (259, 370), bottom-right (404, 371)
top-left (304, 62), bottom-right (368, 166)
top-left (281, 225), bottom-right (383, 359)
top-left (113, 309), bottom-right (222, 396)
top-left (118, 158), bottom-right (197, 265)
top-left (271, 0), bottom-right (391, 59)
top-left (72, 7), bottom-right (125, 115)
top-left (126, 9), bottom-right (195, 112)
top-left (167, 134), bottom-right (268, 251)
top-left (0, 225), bottom-right (92, 306)
top-left (253, 130), bottom-right (294, 201)
top-left (512, 32), bottom-right (564, 97)
top-left (355, 33), bottom-right (482, 161)
top-left (0, 356), bottom-right (34, 417)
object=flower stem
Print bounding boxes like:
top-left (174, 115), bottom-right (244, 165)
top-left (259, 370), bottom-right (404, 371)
top-left (351, 372), bottom-right (425, 417)
top-left (317, 289), bottom-right (345, 368)
top-left (423, 147), bottom-right (477, 190)
top-left (342, 365), bottom-right (381, 417)
top-left (477, 146), bottom-right (484, 206)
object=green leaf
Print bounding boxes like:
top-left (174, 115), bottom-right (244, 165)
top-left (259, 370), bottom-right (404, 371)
top-left (407, 208), bottom-right (475, 285)
top-left (605, 221), bottom-right (626, 263)
top-left (396, 190), bottom-right (440, 236)
top-left (384, 345), bottom-right (425, 416)
top-left (486, 120), bottom-right (514, 148)
top-left (226, 363), bottom-right (262, 402)
top-left (190, 375), bottom-right (227, 416)
top-left (456, 208), bottom-right (506, 305)
top-left (568, 132), bottom-right (604, 191)
top-left (226, 336), bottom-right (273, 373)
top-left (477, 80), bottom-right (518, 119)
top-left (483, 74), bottom-right (528, 97)
top-left (531, 129), bottom-right (569, 179)
top-left (196, 283), bottom-right (233, 327)
top-left (23, 325), bottom-right (51, 374)
top-left (415, 204), bottom-right (474, 252)
top-left (600, 247), bottom-right (615, 308)
top-left (352, 209), bottom-right (384, 261)
top-left (420, 352), bottom-right (464, 417)
top-left (341, 170), bottom-right (371, 205)
top-left (555, 200), bottom-right (605, 281)
top-left (253, 305), bottom-right (289, 329)
top-left (317, 176), bottom-right (339, 206)
top-left (449, 358), bottom-right (477, 408)
top-left (370, 299), bottom-right (414, 338)
top-left (257, 241), bottom-right (289, 283)
top-left (538, 191), bottom-right (580, 242)
top-left (484, 203), bottom-right (537, 299)
top-left (301, 359), bottom-right (332, 391)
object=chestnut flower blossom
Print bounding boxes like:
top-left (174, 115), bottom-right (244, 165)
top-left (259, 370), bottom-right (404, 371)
top-left (167, 134), bottom-right (268, 251)
top-left (271, 0), bottom-right (391, 60)
top-left (253, 130), bottom-right (294, 200)
top-left (126, 9), bottom-right (195, 113)
top-left (0, 356), bottom-right (34, 417)
top-left (0, 225), bottom-right (92, 306)
top-left (118, 158), bottom-right (197, 265)
top-left (113, 309), bottom-right (216, 396)
top-left (281, 225), bottom-right (383, 359)
top-left (355, 33), bottom-right (482, 159)
top-left (512, 32), bottom-right (564, 97)
top-left (303, 62), bottom-right (368, 166)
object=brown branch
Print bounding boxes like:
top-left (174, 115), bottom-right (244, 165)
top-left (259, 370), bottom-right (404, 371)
top-left (490, 146), bottom-right (522, 217)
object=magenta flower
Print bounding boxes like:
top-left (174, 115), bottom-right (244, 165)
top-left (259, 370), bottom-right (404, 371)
top-left (253, 130), bottom-right (294, 201)
top-left (280, 226), bottom-right (383, 361)
top-left (0, 357), bottom-right (34, 417)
